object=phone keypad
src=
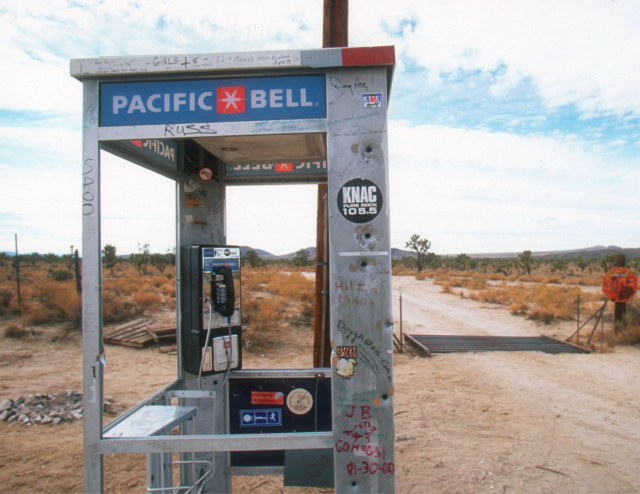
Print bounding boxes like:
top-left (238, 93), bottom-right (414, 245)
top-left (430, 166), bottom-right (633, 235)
top-left (216, 285), bottom-right (227, 304)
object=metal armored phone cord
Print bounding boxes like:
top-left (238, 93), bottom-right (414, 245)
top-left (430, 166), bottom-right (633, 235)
top-left (198, 299), bottom-right (214, 391)
top-left (314, 377), bottom-right (319, 432)
top-left (219, 315), bottom-right (233, 389)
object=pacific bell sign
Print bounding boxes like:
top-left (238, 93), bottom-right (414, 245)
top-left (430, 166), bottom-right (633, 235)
top-left (100, 75), bottom-right (326, 126)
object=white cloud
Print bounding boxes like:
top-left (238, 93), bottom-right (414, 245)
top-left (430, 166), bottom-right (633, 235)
top-left (389, 120), bottom-right (611, 178)
top-left (3, 0), bottom-right (639, 122)
top-left (0, 163), bottom-right (81, 254)
top-left (0, 124), bottom-right (81, 162)
top-left (352, 0), bottom-right (640, 120)
top-left (100, 154), bottom-right (176, 255)
top-left (226, 184), bottom-right (319, 256)
top-left (0, 1), bottom-right (323, 114)
top-left (1, 0), bottom-right (639, 256)
top-left (388, 120), bottom-right (640, 253)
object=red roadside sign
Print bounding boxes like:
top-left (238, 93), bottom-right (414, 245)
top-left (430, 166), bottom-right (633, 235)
top-left (602, 267), bottom-right (638, 303)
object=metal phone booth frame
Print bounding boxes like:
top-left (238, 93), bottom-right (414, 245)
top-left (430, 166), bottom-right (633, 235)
top-left (71, 46), bottom-right (396, 494)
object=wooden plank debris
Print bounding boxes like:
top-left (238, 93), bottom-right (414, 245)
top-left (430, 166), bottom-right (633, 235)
top-left (104, 319), bottom-right (176, 348)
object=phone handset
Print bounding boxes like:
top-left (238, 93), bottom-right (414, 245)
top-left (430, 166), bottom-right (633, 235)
top-left (211, 266), bottom-right (235, 317)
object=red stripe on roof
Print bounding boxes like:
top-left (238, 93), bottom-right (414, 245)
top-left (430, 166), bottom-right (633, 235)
top-left (341, 46), bottom-right (395, 66)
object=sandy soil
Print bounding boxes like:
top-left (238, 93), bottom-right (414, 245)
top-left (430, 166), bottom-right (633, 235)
top-left (1, 276), bottom-right (639, 493)
top-left (391, 276), bottom-right (640, 494)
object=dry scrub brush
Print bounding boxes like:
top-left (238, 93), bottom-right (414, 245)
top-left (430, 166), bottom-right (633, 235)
top-left (0, 263), bottom-right (82, 326)
top-left (0, 261), bottom-right (177, 327)
top-left (606, 298), bottom-right (640, 347)
top-left (102, 264), bottom-right (176, 319)
top-left (467, 283), bottom-right (603, 324)
top-left (400, 265), bottom-right (605, 325)
top-left (240, 268), bottom-right (315, 350)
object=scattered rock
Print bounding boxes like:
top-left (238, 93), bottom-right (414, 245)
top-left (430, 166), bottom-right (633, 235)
top-left (0, 399), bottom-right (13, 412)
top-left (0, 390), bottom-right (118, 426)
top-left (397, 434), bottom-right (416, 441)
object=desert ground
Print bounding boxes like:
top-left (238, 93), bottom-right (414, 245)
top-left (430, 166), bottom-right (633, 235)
top-left (1, 275), bottom-right (639, 493)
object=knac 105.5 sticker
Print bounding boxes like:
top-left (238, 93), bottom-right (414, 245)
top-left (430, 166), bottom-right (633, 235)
top-left (337, 178), bottom-right (383, 224)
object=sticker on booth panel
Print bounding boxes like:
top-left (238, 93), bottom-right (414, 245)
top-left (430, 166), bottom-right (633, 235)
top-left (198, 167), bottom-right (214, 181)
top-left (286, 388), bottom-right (313, 415)
top-left (336, 346), bottom-right (357, 359)
top-left (251, 391), bottom-right (284, 405)
top-left (337, 178), bottom-right (383, 224)
top-left (336, 358), bottom-right (357, 380)
top-left (363, 93), bottom-right (382, 108)
top-left (240, 409), bottom-right (282, 427)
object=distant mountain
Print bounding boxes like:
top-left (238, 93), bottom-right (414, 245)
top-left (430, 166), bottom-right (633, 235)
top-left (239, 246), bottom-right (276, 259)
top-left (393, 245), bottom-right (639, 260)
top-left (242, 245), bottom-right (639, 261)
top-left (276, 247), bottom-right (316, 260)
top-left (391, 248), bottom-right (416, 259)
top-left (469, 245), bottom-right (627, 260)
top-left (535, 246), bottom-right (640, 260)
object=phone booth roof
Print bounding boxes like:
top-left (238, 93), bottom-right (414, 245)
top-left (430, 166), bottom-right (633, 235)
top-left (71, 46), bottom-right (395, 184)
top-left (70, 45), bottom-right (394, 83)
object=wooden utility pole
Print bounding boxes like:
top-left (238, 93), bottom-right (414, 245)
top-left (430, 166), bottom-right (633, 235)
top-left (314, 0), bottom-right (348, 367)
top-left (614, 254), bottom-right (626, 331)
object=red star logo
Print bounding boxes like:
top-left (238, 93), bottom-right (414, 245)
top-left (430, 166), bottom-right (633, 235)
top-left (275, 163), bottom-right (294, 172)
top-left (217, 86), bottom-right (245, 113)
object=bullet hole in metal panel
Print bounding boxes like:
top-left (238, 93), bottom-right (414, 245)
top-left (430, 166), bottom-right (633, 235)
top-left (365, 145), bottom-right (373, 154)
top-left (360, 261), bottom-right (367, 268)
top-left (364, 233), bottom-right (371, 239)
top-left (352, 482), bottom-right (357, 487)
top-left (382, 393), bottom-right (389, 400)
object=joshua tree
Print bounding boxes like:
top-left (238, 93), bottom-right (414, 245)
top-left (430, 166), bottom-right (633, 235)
top-left (102, 244), bottom-right (117, 275)
top-left (405, 234), bottom-right (432, 273)
top-left (244, 250), bottom-right (261, 268)
top-left (134, 243), bottom-right (151, 275)
top-left (517, 250), bottom-right (534, 275)
top-left (293, 248), bottom-right (310, 267)
top-left (576, 257), bottom-right (589, 272)
top-left (600, 254), bottom-right (616, 272)
top-left (149, 253), bottom-right (171, 273)
top-left (455, 253), bottom-right (471, 271)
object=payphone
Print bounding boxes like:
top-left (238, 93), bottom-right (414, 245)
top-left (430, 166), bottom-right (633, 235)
top-left (182, 245), bottom-right (242, 377)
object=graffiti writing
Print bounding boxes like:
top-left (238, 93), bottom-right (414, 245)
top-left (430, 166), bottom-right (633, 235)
top-left (83, 159), bottom-right (95, 216)
top-left (346, 461), bottom-right (394, 476)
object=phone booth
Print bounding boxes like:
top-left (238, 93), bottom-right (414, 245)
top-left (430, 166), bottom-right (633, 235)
top-left (72, 45), bottom-right (396, 493)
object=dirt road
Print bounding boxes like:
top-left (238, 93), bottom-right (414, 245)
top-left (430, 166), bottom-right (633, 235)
top-left (391, 276), bottom-right (640, 493)
top-left (1, 277), bottom-right (639, 493)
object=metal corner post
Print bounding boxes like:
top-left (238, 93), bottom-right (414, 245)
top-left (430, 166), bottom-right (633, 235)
top-left (327, 66), bottom-right (396, 492)
top-left (81, 78), bottom-right (105, 493)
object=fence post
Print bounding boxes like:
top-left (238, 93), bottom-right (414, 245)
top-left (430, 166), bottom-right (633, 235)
top-left (614, 254), bottom-right (626, 332)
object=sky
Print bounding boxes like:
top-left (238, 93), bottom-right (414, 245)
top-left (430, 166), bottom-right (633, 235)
top-left (0, 0), bottom-right (639, 257)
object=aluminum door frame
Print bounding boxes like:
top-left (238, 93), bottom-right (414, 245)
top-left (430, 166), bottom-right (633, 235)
top-left (75, 48), bottom-right (395, 494)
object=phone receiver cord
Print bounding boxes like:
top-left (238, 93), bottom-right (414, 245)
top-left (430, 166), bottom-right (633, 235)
top-left (198, 299), bottom-right (214, 391)
top-left (219, 316), bottom-right (233, 389)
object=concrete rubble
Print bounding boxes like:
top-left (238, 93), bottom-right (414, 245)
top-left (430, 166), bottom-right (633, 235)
top-left (0, 390), bottom-right (115, 426)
